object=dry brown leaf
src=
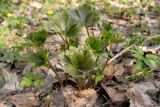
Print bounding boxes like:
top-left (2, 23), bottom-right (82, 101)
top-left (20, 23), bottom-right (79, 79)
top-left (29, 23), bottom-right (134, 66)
top-left (103, 63), bottom-right (124, 80)
top-left (9, 92), bottom-right (38, 107)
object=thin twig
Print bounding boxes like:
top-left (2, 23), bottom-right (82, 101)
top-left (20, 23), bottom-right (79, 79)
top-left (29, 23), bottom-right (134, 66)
top-left (144, 35), bottom-right (160, 41)
top-left (125, 69), bottom-right (155, 79)
top-left (108, 44), bottom-right (134, 64)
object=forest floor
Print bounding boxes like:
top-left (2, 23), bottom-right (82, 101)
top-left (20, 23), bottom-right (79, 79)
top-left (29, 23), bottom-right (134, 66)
top-left (0, 0), bottom-right (160, 107)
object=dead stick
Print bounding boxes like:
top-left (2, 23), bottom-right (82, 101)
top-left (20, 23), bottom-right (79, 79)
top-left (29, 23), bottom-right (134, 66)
top-left (108, 44), bottom-right (134, 64)
top-left (126, 69), bottom-right (155, 79)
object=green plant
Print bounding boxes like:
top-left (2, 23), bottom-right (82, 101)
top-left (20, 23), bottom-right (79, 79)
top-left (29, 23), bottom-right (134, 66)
top-left (27, 50), bottom-right (49, 67)
top-left (61, 46), bottom-right (96, 77)
top-left (86, 36), bottom-right (103, 53)
top-left (150, 36), bottom-right (160, 45)
top-left (101, 30), bottom-right (123, 45)
top-left (126, 33), bottom-right (145, 46)
top-left (61, 46), bottom-right (100, 89)
top-left (46, 12), bottom-right (81, 38)
top-left (7, 16), bottom-right (26, 29)
top-left (20, 72), bottom-right (45, 87)
top-left (28, 29), bottom-right (48, 47)
top-left (91, 66), bottom-right (104, 84)
top-left (132, 46), bottom-right (160, 78)
top-left (68, 3), bottom-right (100, 27)
top-left (0, 26), bottom-right (10, 36)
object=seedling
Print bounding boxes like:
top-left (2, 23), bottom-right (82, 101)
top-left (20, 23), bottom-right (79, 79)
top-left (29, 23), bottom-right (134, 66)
top-left (20, 72), bottom-right (45, 87)
top-left (61, 46), bottom-right (97, 89)
top-left (131, 46), bottom-right (160, 80)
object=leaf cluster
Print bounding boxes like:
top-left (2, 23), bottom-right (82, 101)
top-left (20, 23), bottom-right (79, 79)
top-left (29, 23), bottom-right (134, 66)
top-left (20, 72), bottom-right (45, 87)
top-left (62, 47), bottom-right (96, 77)
top-left (132, 46), bottom-right (160, 70)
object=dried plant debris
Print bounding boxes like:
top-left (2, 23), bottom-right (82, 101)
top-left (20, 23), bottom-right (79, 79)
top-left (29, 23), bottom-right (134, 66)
top-left (62, 85), bottom-right (97, 107)
top-left (0, 0), bottom-right (160, 107)
top-left (129, 81), bottom-right (160, 107)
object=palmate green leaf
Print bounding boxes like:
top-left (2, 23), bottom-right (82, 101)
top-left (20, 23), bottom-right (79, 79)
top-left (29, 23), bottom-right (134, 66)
top-left (28, 29), bottom-right (48, 46)
top-left (1, 49), bottom-right (21, 64)
top-left (68, 4), bottom-right (100, 27)
top-left (61, 47), bottom-right (96, 77)
top-left (86, 36), bottom-right (103, 53)
top-left (27, 50), bottom-right (48, 67)
top-left (46, 12), bottom-right (81, 38)
top-left (20, 72), bottom-right (45, 87)
top-left (20, 77), bottom-right (32, 87)
top-left (64, 63), bottom-right (83, 77)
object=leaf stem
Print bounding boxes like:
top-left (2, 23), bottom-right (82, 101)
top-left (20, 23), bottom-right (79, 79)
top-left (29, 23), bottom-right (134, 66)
top-left (47, 59), bottom-right (63, 87)
top-left (85, 27), bottom-right (90, 36)
top-left (65, 37), bottom-right (69, 49)
top-left (59, 34), bottom-right (69, 49)
top-left (108, 44), bottom-right (134, 64)
top-left (95, 56), bottom-right (99, 64)
top-left (102, 44), bottom-right (134, 71)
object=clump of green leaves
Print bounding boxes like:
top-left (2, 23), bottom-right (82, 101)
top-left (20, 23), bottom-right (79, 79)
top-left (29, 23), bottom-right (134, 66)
top-left (131, 46), bottom-right (160, 81)
top-left (132, 46), bottom-right (160, 70)
top-left (20, 72), bottom-right (45, 87)
top-left (0, 26), bottom-right (10, 36)
top-left (7, 16), bottom-right (26, 29)
top-left (126, 33), bottom-right (145, 46)
top-left (86, 36), bottom-right (103, 53)
top-left (28, 29), bottom-right (48, 46)
top-left (150, 36), bottom-right (160, 45)
top-left (27, 50), bottom-right (48, 67)
top-left (101, 30), bottom-right (123, 45)
top-left (61, 46), bottom-right (96, 77)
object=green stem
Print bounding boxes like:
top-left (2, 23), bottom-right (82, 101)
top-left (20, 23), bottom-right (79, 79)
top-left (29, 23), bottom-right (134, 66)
top-left (85, 27), bottom-right (90, 36)
top-left (59, 34), bottom-right (69, 49)
top-left (95, 56), bottom-right (99, 64)
top-left (47, 59), bottom-right (63, 87)
top-left (65, 37), bottom-right (69, 49)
